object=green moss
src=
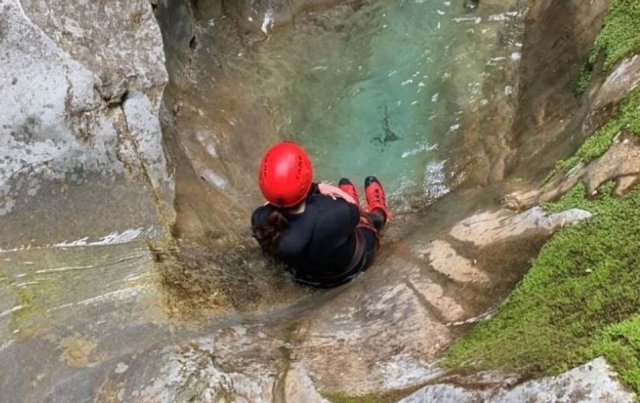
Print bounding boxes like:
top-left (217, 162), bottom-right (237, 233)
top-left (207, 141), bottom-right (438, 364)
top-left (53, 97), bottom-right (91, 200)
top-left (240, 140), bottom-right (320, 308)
top-left (551, 89), bottom-right (640, 177)
top-left (575, 0), bottom-right (640, 96)
top-left (9, 273), bottom-right (62, 332)
top-left (590, 315), bottom-right (640, 391)
top-left (443, 182), bottom-right (640, 392)
top-left (575, 62), bottom-right (594, 96)
top-left (321, 386), bottom-right (422, 403)
top-left (445, 0), bottom-right (640, 390)
top-left (17, 289), bottom-right (35, 310)
top-left (321, 391), bottom-right (384, 403)
top-left (591, 0), bottom-right (640, 73)
top-left (130, 9), bottom-right (144, 27)
top-left (9, 287), bottom-right (38, 331)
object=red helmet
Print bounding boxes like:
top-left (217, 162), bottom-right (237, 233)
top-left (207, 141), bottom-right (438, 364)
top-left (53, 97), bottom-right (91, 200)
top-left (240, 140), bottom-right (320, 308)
top-left (258, 141), bottom-right (313, 208)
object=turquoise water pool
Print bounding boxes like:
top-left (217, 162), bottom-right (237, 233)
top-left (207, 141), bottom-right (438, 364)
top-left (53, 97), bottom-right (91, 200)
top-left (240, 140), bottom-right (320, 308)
top-left (255, 0), bottom-right (524, 208)
top-left (207, 0), bottom-right (525, 209)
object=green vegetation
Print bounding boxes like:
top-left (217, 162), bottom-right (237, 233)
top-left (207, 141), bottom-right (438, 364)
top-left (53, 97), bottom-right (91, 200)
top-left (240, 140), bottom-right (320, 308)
top-left (551, 88), bottom-right (640, 177)
top-left (590, 316), bottom-right (640, 392)
top-left (592, 0), bottom-right (640, 73)
top-left (575, 0), bottom-right (640, 94)
top-left (9, 287), bottom-right (38, 332)
top-left (130, 9), bottom-right (144, 27)
top-left (575, 62), bottom-right (594, 96)
top-left (321, 386), bottom-right (423, 403)
top-left (447, 4), bottom-right (640, 380)
top-left (443, 181), bottom-right (640, 391)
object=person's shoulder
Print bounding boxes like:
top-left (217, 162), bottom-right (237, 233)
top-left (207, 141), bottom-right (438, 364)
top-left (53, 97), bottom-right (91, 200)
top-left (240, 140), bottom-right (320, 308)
top-left (307, 193), bottom-right (332, 205)
top-left (307, 193), bottom-right (350, 210)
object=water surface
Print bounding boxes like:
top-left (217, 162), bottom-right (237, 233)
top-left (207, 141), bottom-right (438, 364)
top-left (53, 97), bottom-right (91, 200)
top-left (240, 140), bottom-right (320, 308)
top-left (224, 0), bottom-right (526, 209)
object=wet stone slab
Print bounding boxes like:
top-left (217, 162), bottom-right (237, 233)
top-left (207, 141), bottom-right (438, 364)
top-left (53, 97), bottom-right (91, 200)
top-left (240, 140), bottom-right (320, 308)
top-left (400, 357), bottom-right (635, 403)
top-left (0, 242), bottom-right (174, 402)
top-left (0, 0), bottom-right (173, 249)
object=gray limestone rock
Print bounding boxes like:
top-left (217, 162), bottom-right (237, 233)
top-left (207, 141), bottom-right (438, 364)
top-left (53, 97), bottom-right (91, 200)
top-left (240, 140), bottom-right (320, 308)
top-left (585, 132), bottom-right (640, 196)
top-left (400, 357), bottom-right (635, 402)
top-left (283, 362), bottom-right (330, 403)
top-left (0, 0), bottom-right (173, 249)
top-left (450, 207), bottom-right (592, 247)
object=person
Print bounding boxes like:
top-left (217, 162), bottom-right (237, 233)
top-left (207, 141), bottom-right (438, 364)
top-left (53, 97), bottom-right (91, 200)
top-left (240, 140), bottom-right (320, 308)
top-left (251, 141), bottom-right (391, 288)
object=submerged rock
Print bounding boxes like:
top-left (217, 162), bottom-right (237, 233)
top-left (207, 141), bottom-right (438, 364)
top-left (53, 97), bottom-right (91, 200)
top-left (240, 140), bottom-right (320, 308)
top-left (463, 0), bottom-right (479, 10)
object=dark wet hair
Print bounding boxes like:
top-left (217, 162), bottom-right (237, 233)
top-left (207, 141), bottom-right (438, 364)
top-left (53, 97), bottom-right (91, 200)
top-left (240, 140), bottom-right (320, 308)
top-left (252, 209), bottom-right (290, 257)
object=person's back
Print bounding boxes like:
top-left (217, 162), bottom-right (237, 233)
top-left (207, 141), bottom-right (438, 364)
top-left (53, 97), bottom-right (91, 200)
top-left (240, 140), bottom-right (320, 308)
top-left (251, 141), bottom-right (391, 288)
top-left (252, 190), bottom-right (361, 281)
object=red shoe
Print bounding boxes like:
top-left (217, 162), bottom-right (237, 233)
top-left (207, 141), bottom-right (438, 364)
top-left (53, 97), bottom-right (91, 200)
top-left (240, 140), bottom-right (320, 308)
top-left (339, 178), bottom-right (360, 204)
top-left (365, 176), bottom-right (391, 221)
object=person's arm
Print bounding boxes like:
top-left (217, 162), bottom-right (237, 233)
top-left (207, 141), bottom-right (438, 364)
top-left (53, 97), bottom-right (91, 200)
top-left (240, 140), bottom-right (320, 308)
top-left (317, 197), bottom-right (361, 243)
top-left (281, 197), bottom-right (360, 259)
top-left (317, 183), bottom-right (358, 205)
top-left (279, 211), bottom-right (315, 258)
top-left (251, 204), bottom-right (274, 228)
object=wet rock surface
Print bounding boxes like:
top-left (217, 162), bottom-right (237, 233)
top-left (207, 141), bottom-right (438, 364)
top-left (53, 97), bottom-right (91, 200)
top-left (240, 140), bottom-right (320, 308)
top-left (504, 131), bottom-right (640, 210)
top-left (585, 132), bottom-right (640, 196)
top-left (400, 357), bottom-right (635, 403)
top-left (0, 197), bottom-right (595, 401)
top-left (0, 0), bottom-right (173, 249)
top-left (509, 0), bottom-right (613, 179)
top-left (582, 55), bottom-right (640, 134)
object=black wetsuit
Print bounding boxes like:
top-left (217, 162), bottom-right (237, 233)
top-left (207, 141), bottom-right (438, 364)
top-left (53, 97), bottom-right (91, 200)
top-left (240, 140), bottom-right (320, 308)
top-left (251, 183), bottom-right (380, 287)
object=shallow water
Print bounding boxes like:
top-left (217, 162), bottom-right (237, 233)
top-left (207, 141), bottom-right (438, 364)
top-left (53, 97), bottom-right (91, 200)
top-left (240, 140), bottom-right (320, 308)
top-left (221, 0), bottom-right (526, 208)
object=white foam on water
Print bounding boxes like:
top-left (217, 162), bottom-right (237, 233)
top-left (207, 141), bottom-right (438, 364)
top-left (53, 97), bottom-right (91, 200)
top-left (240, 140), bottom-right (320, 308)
top-left (453, 16), bottom-right (481, 24)
top-left (261, 10), bottom-right (274, 34)
top-left (76, 286), bottom-right (148, 307)
top-left (402, 142), bottom-right (438, 158)
top-left (201, 169), bottom-right (229, 189)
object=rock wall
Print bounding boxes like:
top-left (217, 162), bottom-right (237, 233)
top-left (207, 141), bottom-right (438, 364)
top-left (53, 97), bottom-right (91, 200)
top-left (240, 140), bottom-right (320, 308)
top-left (0, 0), bottom-right (174, 250)
top-left (223, 0), bottom-right (343, 36)
top-left (153, 0), bottom-right (347, 247)
top-left (506, 0), bottom-right (612, 179)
